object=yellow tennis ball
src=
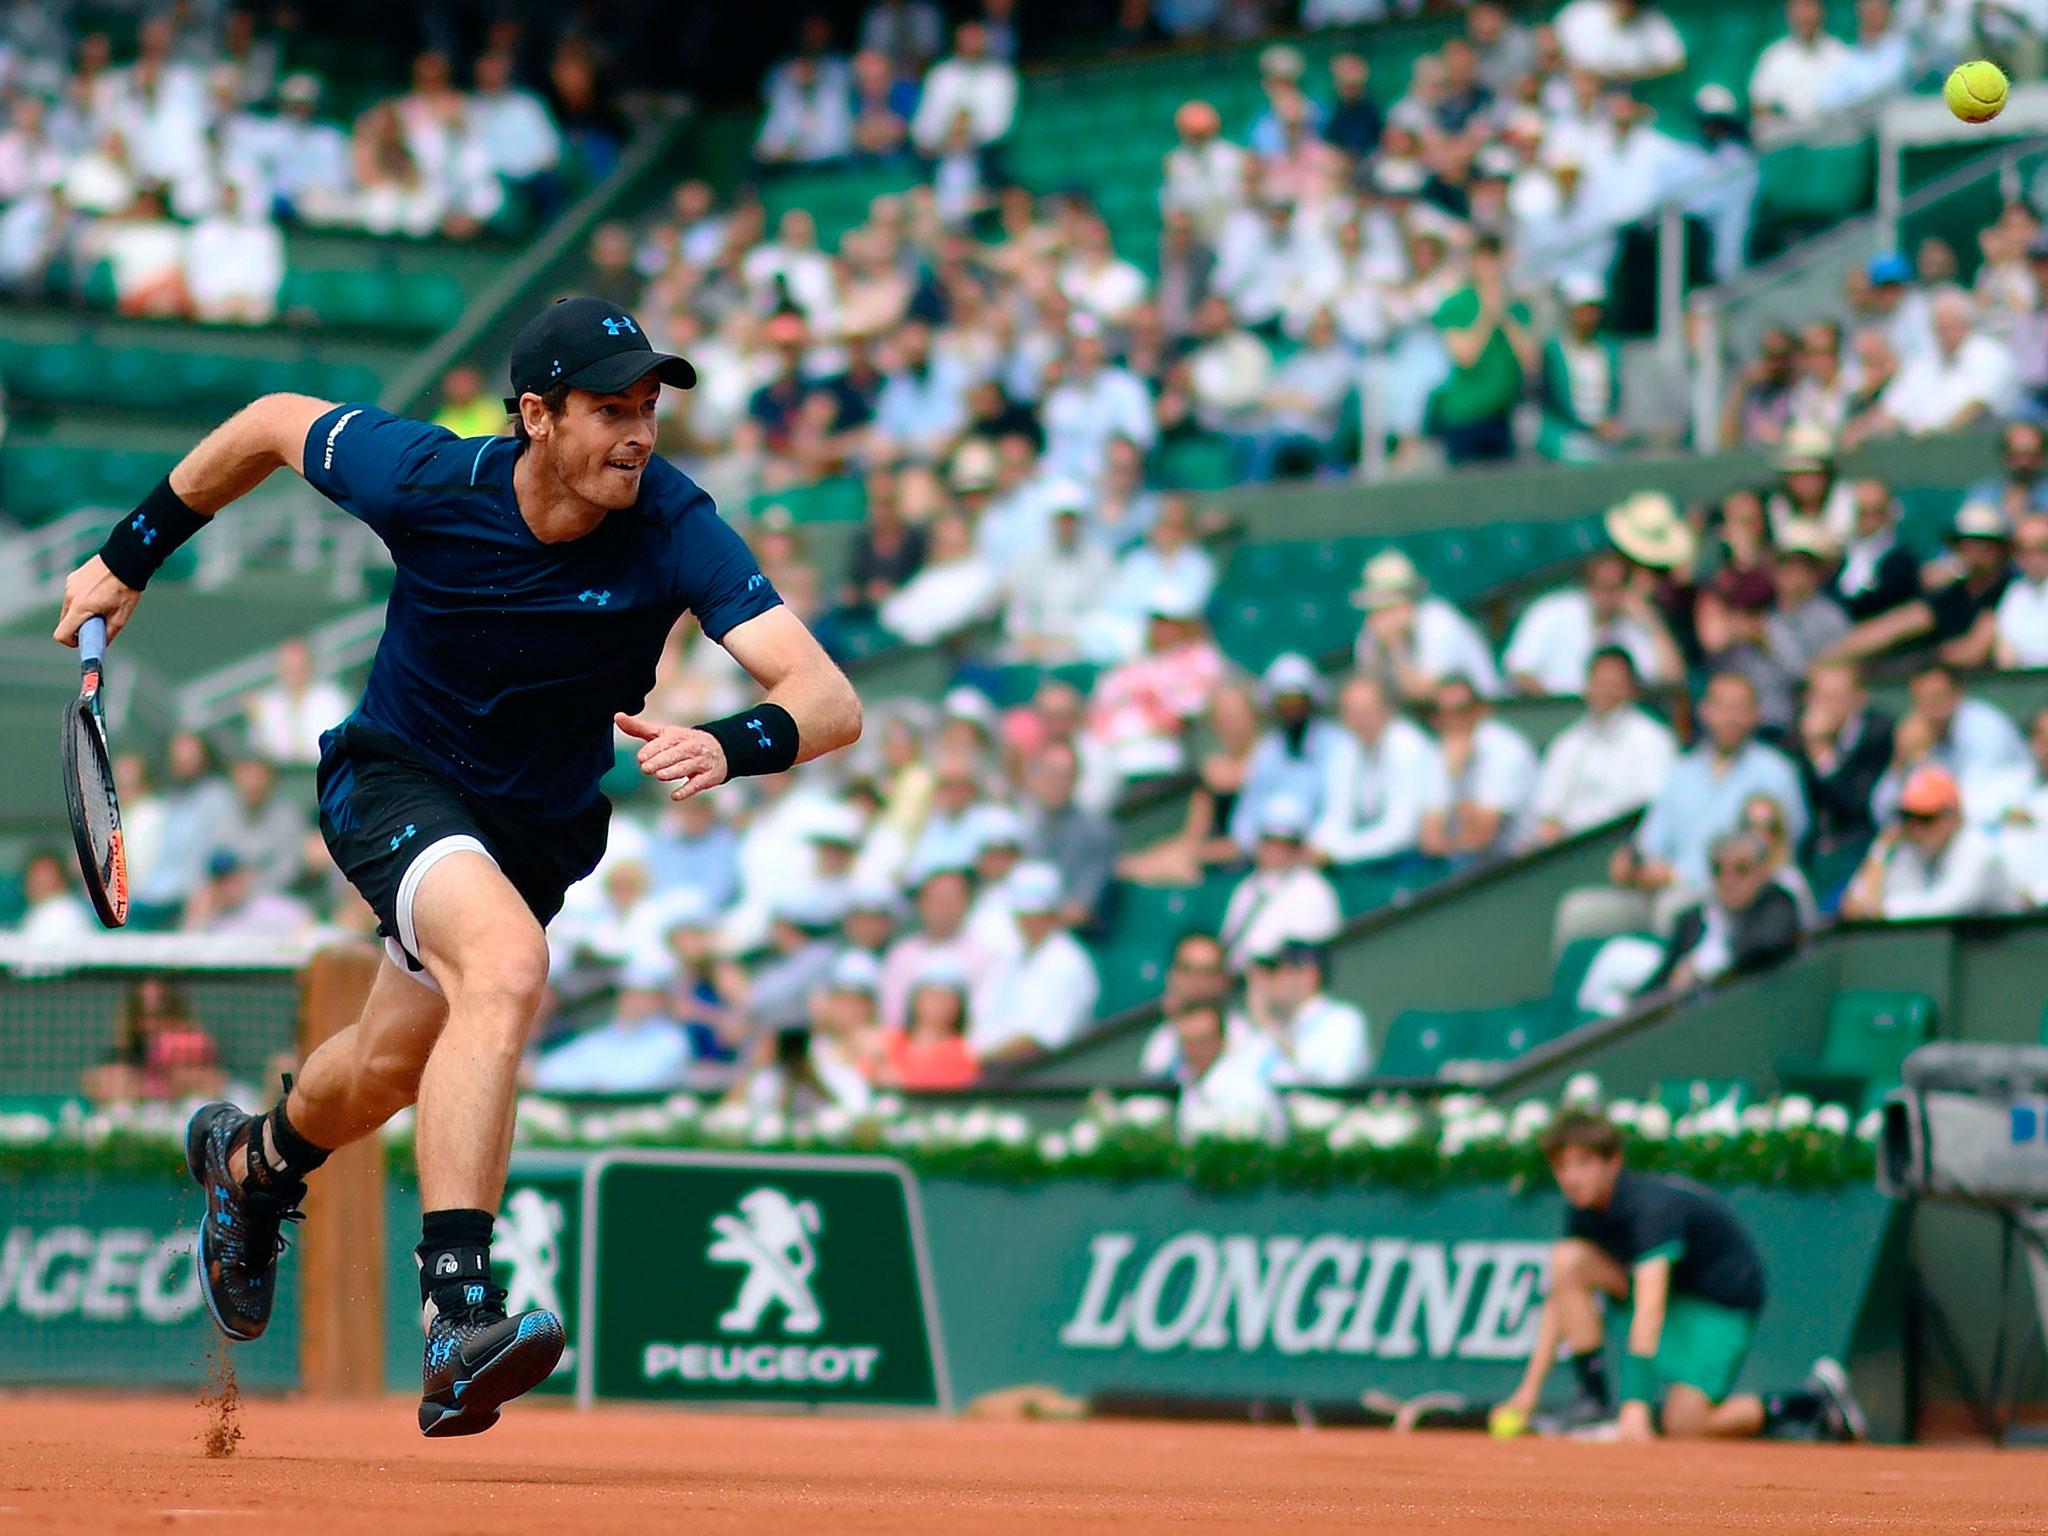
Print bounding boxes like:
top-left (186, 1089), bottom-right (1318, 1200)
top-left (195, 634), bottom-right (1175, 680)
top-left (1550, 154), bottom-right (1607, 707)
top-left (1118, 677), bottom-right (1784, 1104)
top-left (1946, 60), bottom-right (2009, 124)
top-left (1488, 1406), bottom-right (1528, 1439)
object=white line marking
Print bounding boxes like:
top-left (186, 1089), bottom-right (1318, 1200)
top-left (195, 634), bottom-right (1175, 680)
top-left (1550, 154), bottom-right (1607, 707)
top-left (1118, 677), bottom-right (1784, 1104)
top-left (155, 1511), bottom-right (268, 1519)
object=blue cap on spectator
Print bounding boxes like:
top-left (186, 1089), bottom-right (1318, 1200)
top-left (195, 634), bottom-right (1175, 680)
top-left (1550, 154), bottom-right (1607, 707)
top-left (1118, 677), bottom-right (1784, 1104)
top-left (1866, 253), bottom-right (1912, 287)
top-left (206, 850), bottom-right (244, 880)
top-left (1259, 795), bottom-right (1312, 841)
top-left (828, 949), bottom-right (882, 994)
top-left (1008, 861), bottom-right (1065, 915)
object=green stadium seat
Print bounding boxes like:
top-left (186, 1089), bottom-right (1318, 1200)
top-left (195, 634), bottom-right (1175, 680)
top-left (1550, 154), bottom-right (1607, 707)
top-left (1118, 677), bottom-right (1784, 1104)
top-left (1377, 1010), bottom-right (1480, 1078)
top-left (1777, 988), bottom-right (1937, 1111)
top-left (1154, 436), bottom-right (1238, 491)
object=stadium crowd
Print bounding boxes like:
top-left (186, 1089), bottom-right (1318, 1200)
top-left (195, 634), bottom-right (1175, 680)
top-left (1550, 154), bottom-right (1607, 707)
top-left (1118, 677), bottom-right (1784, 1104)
top-left (0, 10), bottom-right (608, 317)
top-left (8, 0), bottom-right (2048, 1127)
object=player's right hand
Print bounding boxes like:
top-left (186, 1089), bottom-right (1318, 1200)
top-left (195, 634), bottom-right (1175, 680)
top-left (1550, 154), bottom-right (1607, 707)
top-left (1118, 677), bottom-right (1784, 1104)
top-left (53, 556), bottom-right (142, 647)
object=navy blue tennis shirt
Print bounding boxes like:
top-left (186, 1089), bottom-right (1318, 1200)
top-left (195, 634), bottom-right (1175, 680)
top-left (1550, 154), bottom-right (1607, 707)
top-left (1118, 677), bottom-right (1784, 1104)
top-left (303, 402), bottom-right (782, 817)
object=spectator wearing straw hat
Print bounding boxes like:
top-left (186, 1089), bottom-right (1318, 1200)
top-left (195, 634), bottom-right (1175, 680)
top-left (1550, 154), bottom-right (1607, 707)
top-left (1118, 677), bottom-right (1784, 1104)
top-left (969, 862), bottom-right (1100, 1065)
top-left (1505, 507), bottom-right (1687, 696)
top-left (1538, 274), bottom-right (1626, 462)
top-left (1350, 548), bottom-right (1502, 704)
top-left (1232, 654), bottom-right (1346, 853)
top-left (1767, 424), bottom-right (1856, 543)
top-left (1841, 767), bottom-right (2016, 919)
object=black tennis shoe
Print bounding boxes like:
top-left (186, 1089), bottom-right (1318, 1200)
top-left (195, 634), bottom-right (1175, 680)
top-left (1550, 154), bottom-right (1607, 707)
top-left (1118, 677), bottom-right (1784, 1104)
top-left (184, 1102), bottom-right (305, 1343)
top-left (1810, 1357), bottom-right (1868, 1442)
top-left (419, 1283), bottom-right (565, 1438)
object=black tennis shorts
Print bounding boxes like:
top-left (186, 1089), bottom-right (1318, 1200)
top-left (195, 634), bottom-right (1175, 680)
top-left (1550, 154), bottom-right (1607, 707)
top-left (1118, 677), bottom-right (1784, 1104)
top-left (316, 721), bottom-right (609, 977)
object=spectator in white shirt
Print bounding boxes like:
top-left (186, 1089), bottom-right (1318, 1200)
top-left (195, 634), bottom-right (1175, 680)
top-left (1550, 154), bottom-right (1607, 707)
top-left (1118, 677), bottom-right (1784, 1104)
top-left (1090, 494), bottom-right (1218, 662)
top-left (755, 52), bottom-right (856, 166)
top-left (1505, 544), bottom-right (1685, 697)
top-left (1246, 308), bottom-right (1356, 479)
top-left (1057, 215), bottom-right (1149, 324)
top-left (1842, 766), bottom-right (2015, 918)
top-left (911, 22), bottom-right (1016, 153)
top-left (1243, 939), bottom-right (1372, 1085)
top-left (1184, 293), bottom-right (1274, 436)
top-left (1554, 0), bottom-right (1689, 79)
top-left (1749, 0), bottom-right (1852, 127)
top-left (1168, 999), bottom-right (1289, 1144)
top-left (1819, 0), bottom-right (1911, 109)
top-left (1985, 709), bottom-right (2048, 906)
top-left (1351, 548), bottom-right (1503, 703)
top-left (1221, 795), bottom-right (1344, 966)
top-left (184, 181), bottom-right (283, 324)
top-left (880, 511), bottom-right (1000, 644)
top-left (14, 849), bottom-right (96, 945)
top-left (1420, 676), bottom-right (1539, 860)
top-left (1312, 673), bottom-right (1442, 867)
top-left (1041, 322), bottom-right (1157, 480)
top-left (244, 638), bottom-right (352, 765)
top-left (1230, 654), bottom-right (1347, 853)
top-left (969, 863), bottom-right (1101, 1064)
top-left (1161, 99), bottom-right (1249, 242)
top-left (1003, 499), bottom-right (1114, 662)
top-left (470, 50), bottom-right (562, 202)
top-left (1995, 512), bottom-right (2048, 667)
top-left (1532, 646), bottom-right (1680, 840)
top-left (252, 73), bottom-right (353, 223)
top-left (1868, 289), bottom-right (2018, 437)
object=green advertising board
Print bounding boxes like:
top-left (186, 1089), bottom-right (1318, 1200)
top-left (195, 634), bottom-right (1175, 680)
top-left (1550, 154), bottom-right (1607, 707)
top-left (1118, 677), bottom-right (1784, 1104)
top-left (913, 1179), bottom-right (1896, 1417)
top-left (576, 1152), bottom-right (949, 1411)
top-left (0, 1173), bottom-right (296, 1389)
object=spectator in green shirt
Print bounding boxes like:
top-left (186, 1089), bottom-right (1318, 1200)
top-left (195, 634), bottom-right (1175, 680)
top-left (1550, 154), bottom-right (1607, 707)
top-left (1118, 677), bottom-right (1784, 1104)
top-left (1429, 235), bottom-right (1535, 464)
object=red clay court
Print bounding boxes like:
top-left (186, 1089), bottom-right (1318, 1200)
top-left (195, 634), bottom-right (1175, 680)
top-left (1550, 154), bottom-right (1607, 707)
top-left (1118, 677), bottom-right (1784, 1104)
top-left (0, 1395), bottom-right (2036, 1535)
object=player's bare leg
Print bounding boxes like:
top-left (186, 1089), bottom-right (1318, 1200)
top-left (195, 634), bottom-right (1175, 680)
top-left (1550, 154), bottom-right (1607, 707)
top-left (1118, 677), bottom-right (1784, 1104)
top-left (401, 851), bottom-right (564, 1437)
top-left (1528, 1239), bottom-right (1628, 1432)
top-left (229, 960), bottom-right (449, 1182)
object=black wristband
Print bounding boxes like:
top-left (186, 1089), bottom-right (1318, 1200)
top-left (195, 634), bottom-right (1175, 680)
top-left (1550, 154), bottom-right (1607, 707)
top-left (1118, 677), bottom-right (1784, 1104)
top-left (99, 478), bottom-right (208, 590)
top-left (698, 702), bottom-right (800, 781)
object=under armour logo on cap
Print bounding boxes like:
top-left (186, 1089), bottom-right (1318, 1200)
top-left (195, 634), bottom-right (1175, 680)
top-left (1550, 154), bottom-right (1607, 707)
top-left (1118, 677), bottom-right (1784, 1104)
top-left (602, 316), bottom-right (637, 336)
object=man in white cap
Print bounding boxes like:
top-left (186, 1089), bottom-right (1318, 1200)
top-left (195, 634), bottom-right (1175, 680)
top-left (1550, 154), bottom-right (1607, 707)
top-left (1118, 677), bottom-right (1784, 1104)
top-left (1220, 795), bottom-right (1342, 967)
top-left (969, 862), bottom-right (1101, 1065)
top-left (1350, 547), bottom-right (1502, 703)
top-left (1504, 537), bottom-right (1685, 697)
top-left (1232, 653), bottom-right (1345, 853)
top-left (533, 951), bottom-right (692, 1094)
top-left (1310, 674), bottom-right (1441, 868)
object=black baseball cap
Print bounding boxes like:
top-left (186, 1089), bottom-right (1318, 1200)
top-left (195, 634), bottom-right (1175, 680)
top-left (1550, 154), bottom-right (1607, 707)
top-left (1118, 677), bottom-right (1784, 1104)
top-left (503, 295), bottom-right (696, 411)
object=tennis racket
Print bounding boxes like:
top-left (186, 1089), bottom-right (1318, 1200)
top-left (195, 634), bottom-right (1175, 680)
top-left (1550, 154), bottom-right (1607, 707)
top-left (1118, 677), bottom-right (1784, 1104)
top-left (61, 615), bottom-right (128, 928)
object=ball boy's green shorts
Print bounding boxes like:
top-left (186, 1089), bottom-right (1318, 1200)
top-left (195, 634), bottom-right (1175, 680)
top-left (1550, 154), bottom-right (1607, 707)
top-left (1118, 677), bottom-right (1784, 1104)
top-left (1612, 1294), bottom-right (1759, 1404)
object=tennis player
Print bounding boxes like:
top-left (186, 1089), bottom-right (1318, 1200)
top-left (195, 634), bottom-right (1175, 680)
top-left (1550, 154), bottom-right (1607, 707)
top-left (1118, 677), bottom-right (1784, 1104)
top-left (1496, 1108), bottom-right (1864, 1442)
top-left (52, 296), bottom-right (861, 1436)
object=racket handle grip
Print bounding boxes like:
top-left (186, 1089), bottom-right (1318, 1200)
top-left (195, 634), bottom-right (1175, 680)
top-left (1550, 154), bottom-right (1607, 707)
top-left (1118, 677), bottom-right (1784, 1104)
top-left (79, 615), bottom-right (107, 666)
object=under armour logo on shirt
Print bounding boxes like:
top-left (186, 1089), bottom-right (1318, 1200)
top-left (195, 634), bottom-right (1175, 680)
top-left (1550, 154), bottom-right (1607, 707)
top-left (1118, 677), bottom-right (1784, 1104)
top-left (131, 514), bottom-right (156, 545)
top-left (577, 589), bottom-right (611, 606)
top-left (746, 573), bottom-right (767, 591)
top-left (745, 716), bottom-right (772, 750)
top-left (389, 822), bottom-right (418, 851)
top-left (602, 316), bottom-right (637, 336)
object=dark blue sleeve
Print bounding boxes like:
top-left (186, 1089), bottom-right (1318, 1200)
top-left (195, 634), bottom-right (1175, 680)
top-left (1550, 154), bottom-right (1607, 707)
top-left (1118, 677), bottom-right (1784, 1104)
top-left (301, 403), bottom-right (454, 537)
top-left (672, 483), bottom-right (784, 643)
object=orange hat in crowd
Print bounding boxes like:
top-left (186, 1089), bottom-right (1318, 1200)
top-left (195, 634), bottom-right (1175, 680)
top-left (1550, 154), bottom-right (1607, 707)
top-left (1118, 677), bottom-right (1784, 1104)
top-left (1899, 767), bottom-right (1962, 818)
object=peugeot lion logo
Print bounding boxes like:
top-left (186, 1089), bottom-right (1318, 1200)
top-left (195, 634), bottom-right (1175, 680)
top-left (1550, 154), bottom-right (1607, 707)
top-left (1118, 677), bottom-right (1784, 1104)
top-left (708, 1187), bottom-right (823, 1335)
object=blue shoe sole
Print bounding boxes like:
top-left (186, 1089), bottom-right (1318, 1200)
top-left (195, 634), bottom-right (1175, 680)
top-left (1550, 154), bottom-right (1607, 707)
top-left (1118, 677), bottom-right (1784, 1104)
top-left (419, 1312), bottom-right (566, 1439)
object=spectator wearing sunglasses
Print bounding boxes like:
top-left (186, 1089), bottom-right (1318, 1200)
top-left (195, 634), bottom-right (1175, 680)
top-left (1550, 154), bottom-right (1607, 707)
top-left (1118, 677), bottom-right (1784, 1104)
top-left (1638, 830), bottom-right (1804, 998)
top-left (1840, 767), bottom-right (2016, 920)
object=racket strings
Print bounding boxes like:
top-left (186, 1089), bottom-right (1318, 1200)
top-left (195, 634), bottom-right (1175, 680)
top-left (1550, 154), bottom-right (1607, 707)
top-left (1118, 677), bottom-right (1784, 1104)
top-left (71, 714), bottom-right (117, 876)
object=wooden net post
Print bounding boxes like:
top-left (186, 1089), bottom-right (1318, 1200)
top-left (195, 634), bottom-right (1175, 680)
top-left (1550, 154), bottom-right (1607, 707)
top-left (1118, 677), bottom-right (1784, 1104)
top-left (297, 942), bottom-right (386, 1399)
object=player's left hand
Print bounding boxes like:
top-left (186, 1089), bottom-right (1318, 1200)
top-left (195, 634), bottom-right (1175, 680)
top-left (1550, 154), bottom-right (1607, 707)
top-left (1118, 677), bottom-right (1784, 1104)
top-left (1615, 1401), bottom-right (1655, 1443)
top-left (614, 712), bottom-right (729, 801)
